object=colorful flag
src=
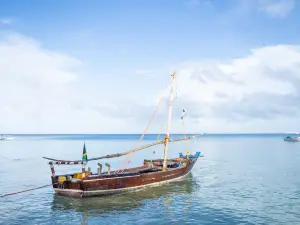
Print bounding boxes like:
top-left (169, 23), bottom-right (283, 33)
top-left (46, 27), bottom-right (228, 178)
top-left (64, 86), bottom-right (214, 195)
top-left (82, 142), bottom-right (87, 162)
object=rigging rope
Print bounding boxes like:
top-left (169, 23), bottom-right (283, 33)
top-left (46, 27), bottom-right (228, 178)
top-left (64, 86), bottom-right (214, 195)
top-left (175, 72), bottom-right (179, 100)
top-left (156, 123), bottom-right (163, 142)
top-left (114, 94), bottom-right (165, 173)
top-left (0, 183), bottom-right (56, 198)
top-left (115, 75), bottom-right (175, 173)
top-left (153, 123), bottom-right (163, 155)
top-left (181, 118), bottom-right (190, 155)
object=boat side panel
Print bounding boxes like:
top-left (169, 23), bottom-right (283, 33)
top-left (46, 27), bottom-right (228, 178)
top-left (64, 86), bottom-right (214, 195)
top-left (84, 178), bottom-right (120, 191)
top-left (83, 158), bottom-right (198, 193)
top-left (53, 157), bottom-right (199, 197)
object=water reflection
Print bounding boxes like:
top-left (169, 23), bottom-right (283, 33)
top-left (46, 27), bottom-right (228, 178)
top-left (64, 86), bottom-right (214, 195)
top-left (50, 172), bottom-right (256, 224)
top-left (51, 173), bottom-right (199, 217)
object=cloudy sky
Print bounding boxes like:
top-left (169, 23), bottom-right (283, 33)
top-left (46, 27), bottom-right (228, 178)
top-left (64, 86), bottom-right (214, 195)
top-left (0, 0), bottom-right (299, 134)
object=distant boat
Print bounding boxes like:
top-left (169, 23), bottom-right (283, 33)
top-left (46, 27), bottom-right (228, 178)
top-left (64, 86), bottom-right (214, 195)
top-left (284, 133), bottom-right (300, 142)
top-left (0, 134), bottom-right (15, 141)
top-left (0, 134), bottom-right (6, 141)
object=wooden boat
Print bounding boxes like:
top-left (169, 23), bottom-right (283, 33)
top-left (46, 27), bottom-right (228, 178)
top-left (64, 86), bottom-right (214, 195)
top-left (43, 72), bottom-right (203, 198)
top-left (51, 173), bottom-right (197, 213)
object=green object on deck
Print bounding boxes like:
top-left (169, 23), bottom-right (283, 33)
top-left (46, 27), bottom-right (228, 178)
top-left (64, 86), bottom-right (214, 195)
top-left (82, 142), bottom-right (87, 162)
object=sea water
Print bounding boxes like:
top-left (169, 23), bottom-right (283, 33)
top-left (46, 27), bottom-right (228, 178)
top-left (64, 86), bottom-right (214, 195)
top-left (0, 134), bottom-right (300, 224)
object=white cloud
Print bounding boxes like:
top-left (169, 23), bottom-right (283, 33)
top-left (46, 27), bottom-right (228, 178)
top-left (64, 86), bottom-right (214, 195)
top-left (165, 44), bottom-right (300, 133)
top-left (0, 33), bottom-right (134, 133)
top-left (103, 43), bottom-right (300, 133)
top-left (258, 0), bottom-right (295, 17)
top-left (220, 0), bottom-right (295, 18)
top-left (1, 32), bottom-right (300, 134)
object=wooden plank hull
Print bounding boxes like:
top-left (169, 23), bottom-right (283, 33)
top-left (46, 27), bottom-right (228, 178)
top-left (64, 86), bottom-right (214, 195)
top-left (52, 156), bottom-right (199, 198)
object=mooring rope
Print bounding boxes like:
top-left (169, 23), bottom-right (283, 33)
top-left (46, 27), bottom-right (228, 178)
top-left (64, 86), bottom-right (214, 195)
top-left (0, 183), bottom-right (56, 198)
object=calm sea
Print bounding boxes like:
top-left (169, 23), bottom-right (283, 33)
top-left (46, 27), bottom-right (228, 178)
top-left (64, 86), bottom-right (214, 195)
top-left (0, 134), bottom-right (300, 224)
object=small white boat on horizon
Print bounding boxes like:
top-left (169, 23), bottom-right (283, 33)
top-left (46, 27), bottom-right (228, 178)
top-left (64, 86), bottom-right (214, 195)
top-left (284, 133), bottom-right (300, 142)
top-left (0, 134), bottom-right (15, 141)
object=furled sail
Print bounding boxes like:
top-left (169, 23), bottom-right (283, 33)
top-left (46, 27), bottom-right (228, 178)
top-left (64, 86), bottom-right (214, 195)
top-left (42, 135), bottom-right (196, 164)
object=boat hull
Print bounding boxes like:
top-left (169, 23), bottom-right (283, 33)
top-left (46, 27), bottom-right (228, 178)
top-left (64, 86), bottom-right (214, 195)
top-left (54, 170), bottom-right (192, 197)
top-left (284, 137), bottom-right (300, 142)
top-left (52, 156), bottom-right (199, 198)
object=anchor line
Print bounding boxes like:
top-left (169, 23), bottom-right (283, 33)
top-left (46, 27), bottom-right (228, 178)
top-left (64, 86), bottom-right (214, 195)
top-left (0, 183), bottom-right (57, 198)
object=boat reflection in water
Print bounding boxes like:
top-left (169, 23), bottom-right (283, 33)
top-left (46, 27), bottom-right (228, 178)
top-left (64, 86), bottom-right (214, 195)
top-left (51, 173), bottom-right (199, 217)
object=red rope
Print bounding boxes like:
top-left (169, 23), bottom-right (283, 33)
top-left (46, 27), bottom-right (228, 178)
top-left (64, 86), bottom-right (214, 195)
top-left (114, 95), bottom-right (165, 173)
top-left (0, 183), bottom-right (55, 198)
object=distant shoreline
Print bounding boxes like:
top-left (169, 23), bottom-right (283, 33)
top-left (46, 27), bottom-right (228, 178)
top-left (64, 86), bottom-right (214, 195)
top-left (1, 133), bottom-right (289, 135)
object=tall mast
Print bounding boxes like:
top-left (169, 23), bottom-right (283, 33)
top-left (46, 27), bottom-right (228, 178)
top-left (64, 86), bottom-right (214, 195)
top-left (162, 71), bottom-right (176, 171)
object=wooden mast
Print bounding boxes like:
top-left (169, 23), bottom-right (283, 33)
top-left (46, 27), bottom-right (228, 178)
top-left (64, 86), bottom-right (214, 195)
top-left (162, 71), bottom-right (176, 171)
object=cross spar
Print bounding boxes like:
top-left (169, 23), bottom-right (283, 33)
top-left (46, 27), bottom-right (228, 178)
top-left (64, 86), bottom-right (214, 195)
top-left (42, 135), bottom-right (196, 163)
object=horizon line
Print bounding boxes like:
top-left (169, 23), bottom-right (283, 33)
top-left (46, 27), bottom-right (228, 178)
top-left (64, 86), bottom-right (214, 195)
top-left (1, 132), bottom-right (291, 135)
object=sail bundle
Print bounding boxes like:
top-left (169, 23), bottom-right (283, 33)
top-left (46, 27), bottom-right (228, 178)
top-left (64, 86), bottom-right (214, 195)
top-left (43, 135), bottom-right (196, 165)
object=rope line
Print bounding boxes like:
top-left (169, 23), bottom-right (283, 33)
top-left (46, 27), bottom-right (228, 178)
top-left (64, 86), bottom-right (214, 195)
top-left (114, 76), bottom-right (175, 173)
top-left (152, 123), bottom-right (163, 155)
top-left (0, 183), bottom-right (56, 198)
top-left (181, 119), bottom-right (190, 155)
top-left (157, 123), bottom-right (163, 142)
top-left (114, 82), bottom-right (173, 173)
top-left (115, 95), bottom-right (165, 173)
top-left (121, 75), bottom-right (177, 172)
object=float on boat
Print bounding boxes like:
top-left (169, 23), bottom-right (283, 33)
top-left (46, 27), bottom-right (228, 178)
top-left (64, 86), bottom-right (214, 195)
top-left (43, 72), bottom-right (203, 198)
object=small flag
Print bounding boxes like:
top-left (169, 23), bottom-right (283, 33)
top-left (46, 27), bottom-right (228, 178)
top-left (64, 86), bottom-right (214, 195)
top-left (82, 142), bottom-right (87, 162)
top-left (181, 109), bottom-right (186, 120)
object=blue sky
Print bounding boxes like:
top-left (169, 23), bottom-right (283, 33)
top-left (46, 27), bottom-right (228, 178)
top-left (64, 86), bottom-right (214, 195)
top-left (1, 0), bottom-right (299, 69)
top-left (0, 0), bottom-right (300, 133)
